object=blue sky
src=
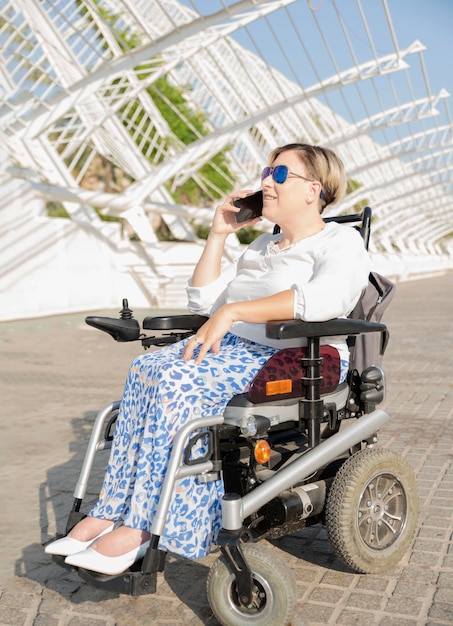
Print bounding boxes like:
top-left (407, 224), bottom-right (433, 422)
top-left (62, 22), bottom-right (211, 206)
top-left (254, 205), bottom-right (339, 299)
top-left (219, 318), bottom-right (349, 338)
top-left (181, 0), bottom-right (452, 128)
top-left (235, 0), bottom-right (453, 141)
top-left (387, 0), bottom-right (452, 96)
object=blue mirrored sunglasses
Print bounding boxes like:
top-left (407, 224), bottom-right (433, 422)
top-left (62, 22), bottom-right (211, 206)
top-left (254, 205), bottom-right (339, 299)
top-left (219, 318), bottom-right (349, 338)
top-left (261, 165), bottom-right (315, 185)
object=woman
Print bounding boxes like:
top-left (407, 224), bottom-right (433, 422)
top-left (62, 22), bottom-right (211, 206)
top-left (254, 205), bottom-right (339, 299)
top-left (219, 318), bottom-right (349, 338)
top-left (45, 143), bottom-right (371, 575)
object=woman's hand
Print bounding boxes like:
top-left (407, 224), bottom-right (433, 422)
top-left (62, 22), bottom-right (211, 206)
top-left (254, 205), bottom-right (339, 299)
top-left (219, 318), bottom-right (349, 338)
top-left (210, 191), bottom-right (261, 236)
top-left (182, 305), bottom-right (236, 364)
top-left (190, 191), bottom-right (262, 289)
top-left (182, 291), bottom-right (295, 364)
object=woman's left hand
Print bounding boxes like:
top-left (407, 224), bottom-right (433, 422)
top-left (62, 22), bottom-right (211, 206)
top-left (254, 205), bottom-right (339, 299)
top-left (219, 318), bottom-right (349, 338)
top-left (182, 305), bottom-right (236, 364)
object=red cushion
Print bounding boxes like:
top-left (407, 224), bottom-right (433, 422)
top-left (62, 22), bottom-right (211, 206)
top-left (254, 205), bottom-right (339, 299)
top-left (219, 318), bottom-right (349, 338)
top-left (247, 346), bottom-right (340, 403)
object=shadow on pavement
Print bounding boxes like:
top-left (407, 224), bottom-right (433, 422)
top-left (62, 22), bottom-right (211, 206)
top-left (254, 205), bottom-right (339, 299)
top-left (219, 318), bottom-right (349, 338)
top-left (14, 408), bottom-right (221, 624)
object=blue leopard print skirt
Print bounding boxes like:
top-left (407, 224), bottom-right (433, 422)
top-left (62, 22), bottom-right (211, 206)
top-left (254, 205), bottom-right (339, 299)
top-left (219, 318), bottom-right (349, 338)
top-left (89, 332), bottom-right (278, 559)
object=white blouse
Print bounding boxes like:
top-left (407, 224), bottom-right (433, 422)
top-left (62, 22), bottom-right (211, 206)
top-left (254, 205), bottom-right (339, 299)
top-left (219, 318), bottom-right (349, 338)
top-left (186, 221), bottom-right (371, 355)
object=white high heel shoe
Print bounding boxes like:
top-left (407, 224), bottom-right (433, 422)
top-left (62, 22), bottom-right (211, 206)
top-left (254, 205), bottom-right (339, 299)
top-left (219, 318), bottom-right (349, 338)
top-left (65, 540), bottom-right (151, 576)
top-left (44, 522), bottom-right (115, 557)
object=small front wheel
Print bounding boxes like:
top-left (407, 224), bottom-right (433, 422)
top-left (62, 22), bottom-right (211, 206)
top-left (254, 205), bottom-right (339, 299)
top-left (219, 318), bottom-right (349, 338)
top-left (326, 447), bottom-right (419, 574)
top-left (207, 543), bottom-right (297, 626)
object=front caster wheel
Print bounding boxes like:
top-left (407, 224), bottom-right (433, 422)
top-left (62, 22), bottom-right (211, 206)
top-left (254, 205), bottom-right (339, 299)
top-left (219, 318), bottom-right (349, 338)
top-left (326, 447), bottom-right (419, 574)
top-left (207, 543), bottom-right (297, 626)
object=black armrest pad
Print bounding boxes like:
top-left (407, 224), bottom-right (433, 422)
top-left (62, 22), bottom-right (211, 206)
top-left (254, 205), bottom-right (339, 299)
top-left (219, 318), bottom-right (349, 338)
top-left (266, 318), bottom-right (387, 340)
top-left (85, 316), bottom-right (140, 342)
top-left (143, 314), bottom-right (208, 331)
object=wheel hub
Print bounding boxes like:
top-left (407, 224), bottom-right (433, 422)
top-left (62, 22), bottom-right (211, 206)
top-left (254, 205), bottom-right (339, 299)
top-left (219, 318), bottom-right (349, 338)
top-left (357, 473), bottom-right (406, 550)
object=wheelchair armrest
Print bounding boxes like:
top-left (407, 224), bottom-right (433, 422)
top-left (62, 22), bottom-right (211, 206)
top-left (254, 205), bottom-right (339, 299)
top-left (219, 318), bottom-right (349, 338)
top-left (85, 316), bottom-right (140, 342)
top-left (266, 318), bottom-right (386, 340)
top-left (143, 314), bottom-right (208, 331)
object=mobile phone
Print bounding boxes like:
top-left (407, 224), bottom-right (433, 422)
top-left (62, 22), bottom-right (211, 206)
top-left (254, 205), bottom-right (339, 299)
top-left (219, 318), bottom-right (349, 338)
top-left (233, 190), bottom-right (263, 224)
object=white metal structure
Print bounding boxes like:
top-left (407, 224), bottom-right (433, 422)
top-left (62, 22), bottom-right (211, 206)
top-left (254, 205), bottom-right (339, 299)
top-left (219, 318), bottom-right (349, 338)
top-left (1, 0), bottom-right (452, 320)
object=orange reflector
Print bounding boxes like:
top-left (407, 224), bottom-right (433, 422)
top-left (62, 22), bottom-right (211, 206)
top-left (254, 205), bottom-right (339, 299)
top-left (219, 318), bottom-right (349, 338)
top-left (254, 440), bottom-right (271, 465)
top-left (266, 379), bottom-right (292, 396)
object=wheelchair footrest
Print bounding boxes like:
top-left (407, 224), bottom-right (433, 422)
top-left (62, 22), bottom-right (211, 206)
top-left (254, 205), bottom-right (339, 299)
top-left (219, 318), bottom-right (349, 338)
top-left (76, 552), bottom-right (166, 596)
top-left (77, 567), bottom-right (157, 596)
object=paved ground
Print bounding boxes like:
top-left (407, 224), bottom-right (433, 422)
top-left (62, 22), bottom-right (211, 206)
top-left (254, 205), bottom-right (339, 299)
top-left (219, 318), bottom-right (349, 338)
top-left (1, 272), bottom-right (453, 625)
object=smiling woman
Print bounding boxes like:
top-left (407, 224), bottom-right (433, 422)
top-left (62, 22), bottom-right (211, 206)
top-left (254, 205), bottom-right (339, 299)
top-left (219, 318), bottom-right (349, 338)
top-left (258, 143), bottom-right (346, 244)
top-left (44, 142), bottom-right (372, 576)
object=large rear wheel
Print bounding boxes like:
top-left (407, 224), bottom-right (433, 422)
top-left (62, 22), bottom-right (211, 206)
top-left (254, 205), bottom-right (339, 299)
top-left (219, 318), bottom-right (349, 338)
top-left (326, 447), bottom-right (419, 574)
top-left (207, 543), bottom-right (298, 626)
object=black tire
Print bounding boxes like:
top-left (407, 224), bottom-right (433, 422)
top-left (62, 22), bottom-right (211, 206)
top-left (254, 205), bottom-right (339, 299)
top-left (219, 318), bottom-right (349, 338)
top-left (207, 543), bottom-right (297, 626)
top-left (326, 447), bottom-right (419, 574)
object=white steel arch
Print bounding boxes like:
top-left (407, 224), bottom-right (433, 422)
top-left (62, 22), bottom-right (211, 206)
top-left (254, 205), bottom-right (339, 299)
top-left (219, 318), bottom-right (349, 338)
top-left (1, 0), bottom-right (452, 320)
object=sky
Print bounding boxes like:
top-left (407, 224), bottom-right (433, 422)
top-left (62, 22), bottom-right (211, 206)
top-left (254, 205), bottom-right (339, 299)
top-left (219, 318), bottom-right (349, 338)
top-left (180, 0), bottom-right (453, 128)
top-left (385, 0), bottom-right (452, 99)
top-left (240, 0), bottom-right (453, 145)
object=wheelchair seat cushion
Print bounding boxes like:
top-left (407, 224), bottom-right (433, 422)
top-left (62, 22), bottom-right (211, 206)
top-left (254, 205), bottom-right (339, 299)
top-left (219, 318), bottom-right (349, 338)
top-left (246, 346), bottom-right (340, 403)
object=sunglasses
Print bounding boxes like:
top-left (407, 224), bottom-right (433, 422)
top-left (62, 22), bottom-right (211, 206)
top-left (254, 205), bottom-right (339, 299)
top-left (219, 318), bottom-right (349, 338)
top-left (261, 165), bottom-right (315, 185)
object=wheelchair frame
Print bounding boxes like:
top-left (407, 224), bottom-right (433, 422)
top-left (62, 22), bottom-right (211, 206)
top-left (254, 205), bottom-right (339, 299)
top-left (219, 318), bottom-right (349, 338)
top-left (48, 208), bottom-right (419, 626)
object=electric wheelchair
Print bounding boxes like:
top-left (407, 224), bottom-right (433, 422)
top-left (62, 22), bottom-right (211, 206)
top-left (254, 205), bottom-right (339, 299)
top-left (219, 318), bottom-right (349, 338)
top-left (48, 208), bottom-right (419, 626)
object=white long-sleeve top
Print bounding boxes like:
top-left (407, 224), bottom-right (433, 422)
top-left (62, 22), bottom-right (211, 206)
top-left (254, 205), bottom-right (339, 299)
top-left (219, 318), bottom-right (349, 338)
top-left (186, 221), bottom-right (372, 357)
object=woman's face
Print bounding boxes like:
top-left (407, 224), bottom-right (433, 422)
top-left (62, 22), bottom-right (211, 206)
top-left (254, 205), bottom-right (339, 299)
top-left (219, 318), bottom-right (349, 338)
top-left (261, 149), bottom-right (319, 226)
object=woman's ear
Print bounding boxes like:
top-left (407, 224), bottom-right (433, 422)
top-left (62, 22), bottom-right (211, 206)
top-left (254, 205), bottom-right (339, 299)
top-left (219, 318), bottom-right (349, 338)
top-left (308, 180), bottom-right (321, 203)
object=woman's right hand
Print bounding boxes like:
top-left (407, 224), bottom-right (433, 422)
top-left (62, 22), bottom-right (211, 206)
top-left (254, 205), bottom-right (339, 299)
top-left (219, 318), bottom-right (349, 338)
top-left (190, 190), bottom-right (261, 288)
top-left (210, 191), bottom-right (260, 235)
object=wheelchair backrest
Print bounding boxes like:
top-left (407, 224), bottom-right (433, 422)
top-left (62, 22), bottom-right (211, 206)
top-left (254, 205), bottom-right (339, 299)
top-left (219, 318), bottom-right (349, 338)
top-left (326, 207), bottom-right (396, 372)
top-left (347, 271), bottom-right (395, 372)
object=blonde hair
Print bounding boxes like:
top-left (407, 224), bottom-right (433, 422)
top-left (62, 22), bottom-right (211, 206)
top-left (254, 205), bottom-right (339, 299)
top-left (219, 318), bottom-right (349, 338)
top-left (269, 143), bottom-right (347, 212)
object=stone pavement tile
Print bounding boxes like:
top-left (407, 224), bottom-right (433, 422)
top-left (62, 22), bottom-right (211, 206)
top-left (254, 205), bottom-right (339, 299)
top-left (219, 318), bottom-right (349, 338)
top-left (392, 570), bottom-right (431, 601)
top-left (334, 609), bottom-right (386, 626)
top-left (308, 586), bottom-right (351, 605)
top-left (428, 602), bottom-right (453, 623)
top-left (354, 576), bottom-right (391, 592)
top-left (346, 591), bottom-right (384, 610)
top-left (442, 554), bottom-right (453, 568)
top-left (299, 603), bottom-right (336, 625)
top-left (384, 595), bottom-right (423, 616)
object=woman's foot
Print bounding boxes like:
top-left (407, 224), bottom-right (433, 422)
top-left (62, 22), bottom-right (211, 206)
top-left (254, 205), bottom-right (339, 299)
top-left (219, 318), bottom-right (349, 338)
top-left (90, 526), bottom-right (150, 557)
top-left (64, 526), bottom-right (151, 575)
top-left (44, 518), bottom-right (115, 556)
top-left (67, 517), bottom-right (114, 542)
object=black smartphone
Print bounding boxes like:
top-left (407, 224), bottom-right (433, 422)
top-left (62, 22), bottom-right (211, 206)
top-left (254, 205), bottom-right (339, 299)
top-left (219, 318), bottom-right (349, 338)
top-left (233, 190), bottom-right (263, 224)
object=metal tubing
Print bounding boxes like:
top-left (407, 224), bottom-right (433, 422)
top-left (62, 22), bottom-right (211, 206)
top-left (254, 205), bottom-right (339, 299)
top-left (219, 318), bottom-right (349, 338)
top-left (305, 336), bottom-right (322, 448)
top-left (73, 401), bottom-right (120, 500)
top-left (149, 415), bottom-right (224, 536)
top-left (223, 408), bottom-right (391, 529)
top-left (76, 404), bottom-right (389, 543)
